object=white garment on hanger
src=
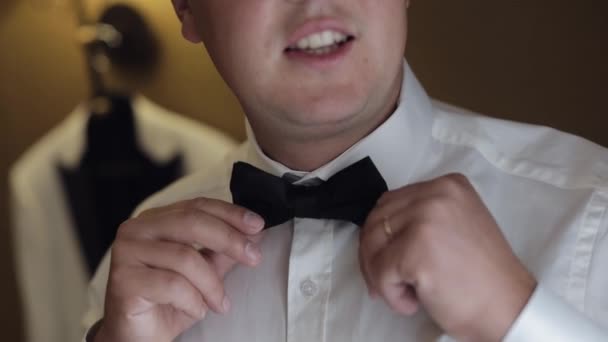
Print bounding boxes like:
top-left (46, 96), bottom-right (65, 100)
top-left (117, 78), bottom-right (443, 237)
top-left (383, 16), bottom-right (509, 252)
top-left (10, 95), bottom-right (237, 342)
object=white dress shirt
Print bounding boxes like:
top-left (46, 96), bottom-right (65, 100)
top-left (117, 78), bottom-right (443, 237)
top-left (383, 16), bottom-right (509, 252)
top-left (10, 95), bottom-right (237, 342)
top-left (83, 65), bottom-right (608, 341)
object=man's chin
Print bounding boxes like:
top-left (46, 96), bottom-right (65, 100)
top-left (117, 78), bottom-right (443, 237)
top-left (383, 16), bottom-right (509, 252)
top-left (289, 102), bottom-right (364, 125)
top-left (278, 106), bottom-right (370, 141)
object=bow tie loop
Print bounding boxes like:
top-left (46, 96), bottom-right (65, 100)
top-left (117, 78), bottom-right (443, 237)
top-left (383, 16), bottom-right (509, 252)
top-left (287, 184), bottom-right (322, 211)
top-left (230, 157), bottom-right (388, 229)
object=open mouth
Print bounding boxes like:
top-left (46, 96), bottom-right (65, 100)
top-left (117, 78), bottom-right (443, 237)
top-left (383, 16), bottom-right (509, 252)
top-left (285, 30), bottom-right (356, 56)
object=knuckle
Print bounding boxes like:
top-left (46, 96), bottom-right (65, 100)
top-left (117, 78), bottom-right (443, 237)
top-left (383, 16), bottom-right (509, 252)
top-left (181, 209), bottom-right (203, 232)
top-left (191, 197), bottom-right (210, 210)
top-left (376, 191), bottom-right (394, 207)
top-left (235, 206), bottom-right (249, 222)
top-left (115, 218), bottom-right (137, 238)
top-left (224, 228), bottom-right (235, 245)
top-left (165, 273), bottom-right (187, 294)
top-left (176, 245), bottom-right (200, 269)
top-left (437, 173), bottom-right (469, 193)
top-left (194, 299), bottom-right (208, 318)
top-left (108, 266), bottom-right (130, 287)
top-left (425, 197), bottom-right (452, 217)
top-left (449, 172), bottom-right (469, 184)
top-left (364, 210), bottom-right (383, 228)
top-left (410, 219), bottom-right (435, 242)
top-left (224, 227), bottom-right (237, 243)
top-left (206, 277), bottom-right (224, 299)
top-left (225, 204), bottom-right (248, 227)
top-left (226, 231), bottom-right (246, 256)
top-left (444, 172), bottom-right (466, 181)
top-left (110, 239), bottom-right (130, 258)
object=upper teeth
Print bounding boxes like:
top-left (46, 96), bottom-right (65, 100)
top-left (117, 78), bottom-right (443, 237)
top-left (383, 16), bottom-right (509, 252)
top-left (294, 30), bottom-right (349, 50)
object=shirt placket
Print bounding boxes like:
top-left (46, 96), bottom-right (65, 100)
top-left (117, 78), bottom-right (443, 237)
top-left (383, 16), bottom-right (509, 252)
top-left (286, 217), bottom-right (334, 342)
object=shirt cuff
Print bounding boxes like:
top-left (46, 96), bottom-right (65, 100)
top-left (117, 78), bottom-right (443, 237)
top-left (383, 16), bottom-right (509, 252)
top-left (504, 286), bottom-right (607, 342)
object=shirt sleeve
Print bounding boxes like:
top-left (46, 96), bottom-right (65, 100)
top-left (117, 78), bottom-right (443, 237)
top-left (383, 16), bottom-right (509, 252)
top-left (504, 286), bottom-right (608, 342)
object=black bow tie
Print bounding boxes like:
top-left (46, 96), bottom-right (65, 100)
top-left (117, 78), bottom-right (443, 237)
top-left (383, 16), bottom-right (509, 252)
top-left (230, 157), bottom-right (388, 229)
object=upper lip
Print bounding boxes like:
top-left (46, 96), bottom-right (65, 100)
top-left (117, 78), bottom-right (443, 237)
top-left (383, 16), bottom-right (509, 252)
top-left (285, 17), bottom-right (355, 49)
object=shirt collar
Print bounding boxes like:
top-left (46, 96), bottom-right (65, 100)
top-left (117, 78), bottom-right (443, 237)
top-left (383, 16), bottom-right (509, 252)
top-left (243, 61), bottom-right (435, 190)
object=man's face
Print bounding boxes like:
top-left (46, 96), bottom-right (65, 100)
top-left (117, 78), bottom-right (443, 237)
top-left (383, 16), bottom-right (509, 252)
top-left (175, 0), bottom-right (408, 140)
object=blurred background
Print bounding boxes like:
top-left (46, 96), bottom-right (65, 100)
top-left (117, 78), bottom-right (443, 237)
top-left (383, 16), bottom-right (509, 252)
top-left (0, 0), bottom-right (606, 341)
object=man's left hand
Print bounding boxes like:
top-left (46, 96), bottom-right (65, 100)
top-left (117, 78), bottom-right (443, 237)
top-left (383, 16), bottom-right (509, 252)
top-left (359, 173), bottom-right (537, 342)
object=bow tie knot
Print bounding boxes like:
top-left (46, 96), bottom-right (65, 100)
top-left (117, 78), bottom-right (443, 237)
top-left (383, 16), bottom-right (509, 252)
top-left (230, 157), bottom-right (388, 229)
top-left (287, 184), bottom-right (324, 214)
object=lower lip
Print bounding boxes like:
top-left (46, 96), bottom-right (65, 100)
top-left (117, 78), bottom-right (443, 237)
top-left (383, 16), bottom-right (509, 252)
top-left (284, 40), bottom-right (354, 70)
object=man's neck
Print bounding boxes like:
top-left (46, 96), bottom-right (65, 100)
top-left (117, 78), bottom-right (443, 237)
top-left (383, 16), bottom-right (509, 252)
top-left (257, 116), bottom-right (390, 171)
top-left (251, 74), bottom-right (403, 172)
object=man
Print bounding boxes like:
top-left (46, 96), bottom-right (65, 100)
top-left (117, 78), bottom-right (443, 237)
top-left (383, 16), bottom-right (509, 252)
top-left (83, 0), bottom-right (608, 341)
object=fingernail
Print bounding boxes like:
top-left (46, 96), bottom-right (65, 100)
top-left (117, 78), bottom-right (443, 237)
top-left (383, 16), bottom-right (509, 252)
top-left (244, 211), bottom-right (265, 230)
top-left (245, 242), bottom-right (262, 264)
top-left (222, 296), bottom-right (231, 313)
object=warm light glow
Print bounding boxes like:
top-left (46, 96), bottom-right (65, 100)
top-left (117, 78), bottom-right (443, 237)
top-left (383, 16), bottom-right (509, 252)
top-left (28, 0), bottom-right (69, 10)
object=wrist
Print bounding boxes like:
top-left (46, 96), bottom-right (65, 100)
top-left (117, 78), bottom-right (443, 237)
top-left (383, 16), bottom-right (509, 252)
top-left (481, 271), bottom-right (537, 342)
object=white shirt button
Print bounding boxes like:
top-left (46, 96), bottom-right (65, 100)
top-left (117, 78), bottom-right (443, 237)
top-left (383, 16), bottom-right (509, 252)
top-left (300, 279), bottom-right (318, 297)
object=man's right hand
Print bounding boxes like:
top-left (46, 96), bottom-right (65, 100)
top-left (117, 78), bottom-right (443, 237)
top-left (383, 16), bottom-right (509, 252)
top-left (93, 198), bottom-right (266, 342)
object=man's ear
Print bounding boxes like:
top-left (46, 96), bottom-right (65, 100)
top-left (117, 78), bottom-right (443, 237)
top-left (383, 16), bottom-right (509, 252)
top-left (171, 0), bottom-right (202, 43)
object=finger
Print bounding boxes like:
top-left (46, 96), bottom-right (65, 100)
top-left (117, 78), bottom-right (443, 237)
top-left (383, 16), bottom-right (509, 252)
top-left (114, 266), bottom-right (208, 321)
top-left (139, 197), bottom-right (265, 234)
top-left (119, 239), bottom-right (230, 314)
top-left (369, 241), bottom-right (420, 315)
top-left (360, 211), bottom-right (413, 270)
top-left (360, 213), bottom-right (410, 298)
top-left (209, 230), bottom-right (266, 277)
top-left (358, 236), bottom-right (378, 298)
top-left (208, 253), bottom-right (239, 278)
top-left (367, 180), bottom-right (436, 227)
top-left (370, 186), bottom-right (416, 219)
top-left (384, 282), bottom-right (419, 316)
top-left (120, 209), bottom-right (263, 267)
top-left (137, 204), bottom-right (182, 218)
top-left (187, 198), bottom-right (265, 234)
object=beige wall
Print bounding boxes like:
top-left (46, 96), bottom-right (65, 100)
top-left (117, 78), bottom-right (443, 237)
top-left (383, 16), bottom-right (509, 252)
top-left (1, 1), bottom-right (606, 341)
top-left (406, 1), bottom-right (608, 145)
